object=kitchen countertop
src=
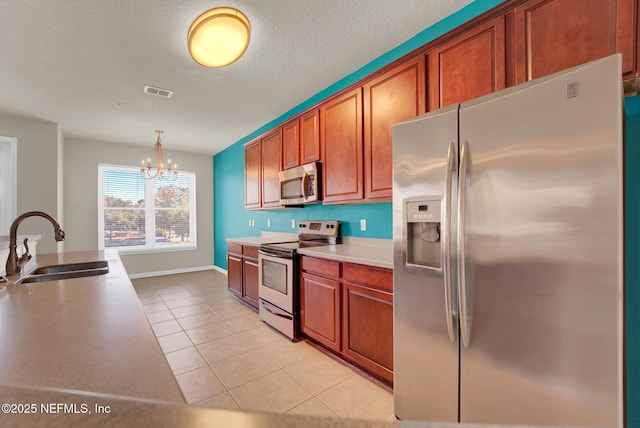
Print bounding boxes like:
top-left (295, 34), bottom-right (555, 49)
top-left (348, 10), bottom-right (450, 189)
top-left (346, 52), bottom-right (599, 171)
top-left (227, 234), bottom-right (393, 269)
top-left (298, 237), bottom-right (393, 269)
top-left (0, 250), bottom-right (184, 403)
top-left (226, 232), bottom-right (298, 246)
top-left (0, 383), bottom-right (455, 428)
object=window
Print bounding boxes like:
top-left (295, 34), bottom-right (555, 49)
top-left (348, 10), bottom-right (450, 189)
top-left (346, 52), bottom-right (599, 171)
top-left (0, 136), bottom-right (17, 235)
top-left (98, 164), bottom-right (196, 251)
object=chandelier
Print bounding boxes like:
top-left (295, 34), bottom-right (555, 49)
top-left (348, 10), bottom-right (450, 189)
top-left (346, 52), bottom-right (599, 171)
top-left (140, 130), bottom-right (178, 180)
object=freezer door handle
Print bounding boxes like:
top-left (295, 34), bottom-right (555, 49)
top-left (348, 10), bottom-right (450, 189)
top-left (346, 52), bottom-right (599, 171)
top-left (458, 140), bottom-right (472, 348)
top-left (443, 141), bottom-right (458, 343)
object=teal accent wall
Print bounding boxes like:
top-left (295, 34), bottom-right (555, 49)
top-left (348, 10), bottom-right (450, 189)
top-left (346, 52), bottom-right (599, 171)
top-left (213, 139), bottom-right (392, 270)
top-left (625, 95), bottom-right (639, 428)
top-left (213, 0), bottom-right (507, 270)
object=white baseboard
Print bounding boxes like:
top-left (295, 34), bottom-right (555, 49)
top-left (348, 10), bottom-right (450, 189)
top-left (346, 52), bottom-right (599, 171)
top-left (128, 265), bottom-right (217, 279)
top-left (212, 265), bottom-right (228, 275)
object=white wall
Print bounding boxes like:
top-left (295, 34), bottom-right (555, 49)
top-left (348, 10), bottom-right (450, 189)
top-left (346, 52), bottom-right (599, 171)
top-left (0, 114), bottom-right (61, 253)
top-left (64, 137), bottom-right (214, 276)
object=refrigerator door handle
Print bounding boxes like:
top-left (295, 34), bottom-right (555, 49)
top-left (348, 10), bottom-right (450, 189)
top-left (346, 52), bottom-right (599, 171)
top-left (458, 139), bottom-right (472, 348)
top-left (443, 141), bottom-right (458, 343)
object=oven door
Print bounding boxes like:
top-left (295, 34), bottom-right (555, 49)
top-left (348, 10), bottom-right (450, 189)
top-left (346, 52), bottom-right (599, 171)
top-left (258, 252), bottom-right (293, 313)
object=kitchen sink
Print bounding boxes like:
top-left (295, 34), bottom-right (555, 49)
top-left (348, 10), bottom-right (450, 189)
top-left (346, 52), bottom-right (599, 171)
top-left (15, 260), bottom-right (109, 284)
top-left (31, 260), bottom-right (108, 275)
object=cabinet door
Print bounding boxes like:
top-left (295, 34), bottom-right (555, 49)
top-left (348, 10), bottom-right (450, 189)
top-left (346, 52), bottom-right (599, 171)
top-left (321, 88), bottom-right (363, 204)
top-left (300, 272), bottom-right (341, 352)
top-left (364, 55), bottom-right (426, 201)
top-left (300, 109), bottom-right (320, 164)
top-left (227, 254), bottom-right (243, 298)
top-left (243, 257), bottom-right (259, 309)
top-left (514, 0), bottom-right (634, 82)
top-left (244, 140), bottom-right (261, 209)
top-left (342, 281), bottom-right (393, 383)
top-left (616, 0), bottom-right (637, 78)
top-left (261, 130), bottom-right (282, 208)
top-left (282, 119), bottom-right (300, 170)
top-left (429, 15), bottom-right (506, 109)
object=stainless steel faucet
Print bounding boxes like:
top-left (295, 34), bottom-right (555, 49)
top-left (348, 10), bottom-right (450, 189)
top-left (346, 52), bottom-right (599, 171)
top-left (5, 211), bottom-right (65, 275)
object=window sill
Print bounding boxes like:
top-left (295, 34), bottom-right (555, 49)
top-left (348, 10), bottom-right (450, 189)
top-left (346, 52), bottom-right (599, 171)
top-left (114, 245), bottom-right (198, 256)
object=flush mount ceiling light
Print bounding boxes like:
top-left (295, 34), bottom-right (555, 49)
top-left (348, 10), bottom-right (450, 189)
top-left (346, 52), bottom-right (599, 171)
top-left (187, 6), bottom-right (251, 68)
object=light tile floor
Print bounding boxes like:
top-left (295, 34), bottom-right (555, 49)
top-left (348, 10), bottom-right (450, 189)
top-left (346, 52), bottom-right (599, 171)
top-left (132, 270), bottom-right (395, 421)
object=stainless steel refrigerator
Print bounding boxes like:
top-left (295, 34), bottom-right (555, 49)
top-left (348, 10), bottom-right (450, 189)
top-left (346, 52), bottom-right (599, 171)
top-left (392, 54), bottom-right (624, 427)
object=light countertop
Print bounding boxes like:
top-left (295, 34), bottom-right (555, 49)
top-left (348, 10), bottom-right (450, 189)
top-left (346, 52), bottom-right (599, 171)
top-left (0, 383), bottom-right (449, 428)
top-left (226, 232), bottom-right (298, 246)
top-left (0, 250), bottom-right (183, 403)
top-left (226, 234), bottom-right (392, 269)
top-left (299, 237), bottom-right (393, 269)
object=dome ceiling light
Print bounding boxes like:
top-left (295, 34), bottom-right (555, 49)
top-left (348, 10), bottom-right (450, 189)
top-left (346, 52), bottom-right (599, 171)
top-left (187, 7), bottom-right (251, 68)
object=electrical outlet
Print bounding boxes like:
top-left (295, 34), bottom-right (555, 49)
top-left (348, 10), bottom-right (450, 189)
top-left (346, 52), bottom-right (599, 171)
top-left (248, 219), bottom-right (252, 227)
top-left (291, 219), bottom-right (296, 229)
top-left (267, 218), bottom-right (271, 228)
top-left (360, 219), bottom-right (367, 231)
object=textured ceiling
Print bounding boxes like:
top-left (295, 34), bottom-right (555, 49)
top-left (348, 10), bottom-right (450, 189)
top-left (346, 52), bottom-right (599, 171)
top-left (0, 0), bottom-right (472, 155)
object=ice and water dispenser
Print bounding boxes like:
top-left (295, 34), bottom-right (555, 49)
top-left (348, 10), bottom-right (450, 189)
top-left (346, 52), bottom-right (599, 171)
top-left (405, 199), bottom-right (441, 269)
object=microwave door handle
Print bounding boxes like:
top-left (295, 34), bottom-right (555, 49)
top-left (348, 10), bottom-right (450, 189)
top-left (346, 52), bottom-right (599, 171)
top-left (301, 171), bottom-right (309, 202)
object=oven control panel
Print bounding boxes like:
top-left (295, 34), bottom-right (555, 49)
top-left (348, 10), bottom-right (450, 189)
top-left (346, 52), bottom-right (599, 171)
top-left (298, 220), bottom-right (340, 237)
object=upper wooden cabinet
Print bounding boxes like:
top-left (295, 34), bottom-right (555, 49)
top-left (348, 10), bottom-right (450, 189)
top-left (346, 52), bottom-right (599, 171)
top-left (363, 56), bottom-right (426, 201)
top-left (429, 15), bottom-right (506, 109)
top-left (283, 109), bottom-right (321, 170)
top-left (244, 0), bottom-right (638, 210)
top-left (245, 130), bottom-right (282, 209)
top-left (282, 119), bottom-right (300, 170)
top-left (244, 140), bottom-right (261, 209)
top-left (321, 88), bottom-right (363, 204)
top-left (261, 129), bottom-right (282, 208)
top-left (514, 0), bottom-right (637, 83)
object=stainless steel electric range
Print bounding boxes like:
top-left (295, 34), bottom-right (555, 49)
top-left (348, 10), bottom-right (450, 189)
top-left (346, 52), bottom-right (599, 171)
top-left (257, 220), bottom-right (341, 340)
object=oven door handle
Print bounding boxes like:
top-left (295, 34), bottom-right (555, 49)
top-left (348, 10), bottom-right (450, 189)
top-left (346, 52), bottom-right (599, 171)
top-left (258, 249), bottom-right (294, 259)
top-left (260, 300), bottom-right (293, 320)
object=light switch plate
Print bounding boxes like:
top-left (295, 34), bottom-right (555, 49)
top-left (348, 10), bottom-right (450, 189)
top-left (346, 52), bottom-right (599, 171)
top-left (291, 219), bottom-right (296, 229)
top-left (267, 219), bottom-right (271, 228)
top-left (360, 219), bottom-right (367, 231)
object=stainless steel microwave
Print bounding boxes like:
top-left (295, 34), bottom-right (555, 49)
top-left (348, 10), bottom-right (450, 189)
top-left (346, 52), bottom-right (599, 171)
top-left (279, 162), bottom-right (321, 206)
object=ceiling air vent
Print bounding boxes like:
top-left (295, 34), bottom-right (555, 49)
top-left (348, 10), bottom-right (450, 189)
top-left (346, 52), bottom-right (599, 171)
top-left (143, 85), bottom-right (173, 98)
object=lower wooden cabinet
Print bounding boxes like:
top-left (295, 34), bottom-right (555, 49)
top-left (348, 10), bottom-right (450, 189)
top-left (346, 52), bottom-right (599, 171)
top-left (227, 243), bottom-right (259, 310)
top-left (242, 245), bottom-right (260, 309)
top-left (300, 256), bottom-right (393, 383)
top-left (300, 271), bottom-right (342, 353)
top-left (227, 243), bottom-right (243, 298)
top-left (342, 278), bottom-right (393, 383)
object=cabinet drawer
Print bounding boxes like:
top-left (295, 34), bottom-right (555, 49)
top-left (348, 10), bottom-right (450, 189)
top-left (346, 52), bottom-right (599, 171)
top-left (301, 256), bottom-right (341, 278)
top-left (243, 245), bottom-right (259, 259)
top-left (343, 263), bottom-right (392, 293)
top-left (228, 242), bottom-right (243, 255)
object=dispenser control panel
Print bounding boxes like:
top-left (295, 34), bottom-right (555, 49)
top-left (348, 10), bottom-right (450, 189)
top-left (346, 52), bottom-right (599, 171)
top-left (406, 200), bottom-right (441, 222)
